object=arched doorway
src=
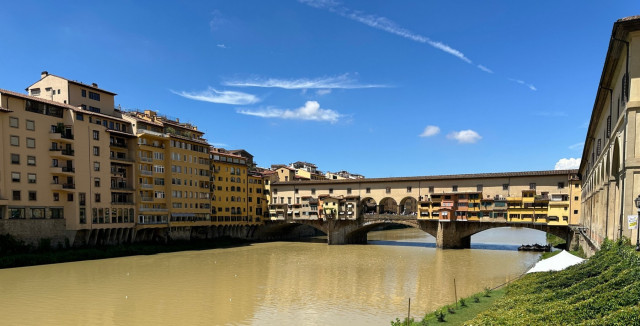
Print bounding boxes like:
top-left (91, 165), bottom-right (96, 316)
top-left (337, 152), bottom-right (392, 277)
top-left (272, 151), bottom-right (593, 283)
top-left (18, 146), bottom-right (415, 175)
top-left (379, 197), bottom-right (398, 214)
top-left (399, 197), bottom-right (418, 215)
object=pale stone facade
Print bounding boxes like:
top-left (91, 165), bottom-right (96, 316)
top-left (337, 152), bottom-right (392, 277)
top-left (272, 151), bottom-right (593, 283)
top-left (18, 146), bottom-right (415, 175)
top-left (580, 16), bottom-right (640, 248)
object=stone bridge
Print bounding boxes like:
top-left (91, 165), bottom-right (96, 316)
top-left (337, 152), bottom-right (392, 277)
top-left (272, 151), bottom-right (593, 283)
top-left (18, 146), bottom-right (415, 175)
top-left (262, 214), bottom-right (575, 249)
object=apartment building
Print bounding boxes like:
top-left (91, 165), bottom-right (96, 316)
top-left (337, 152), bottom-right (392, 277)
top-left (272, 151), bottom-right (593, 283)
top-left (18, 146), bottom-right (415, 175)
top-left (580, 15), bottom-right (640, 247)
top-left (210, 148), bottom-right (266, 225)
top-left (1, 76), bottom-right (136, 245)
top-left (123, 110), bottom-right (212, 233)
top-left (269, 170), bottom-right (581, 226)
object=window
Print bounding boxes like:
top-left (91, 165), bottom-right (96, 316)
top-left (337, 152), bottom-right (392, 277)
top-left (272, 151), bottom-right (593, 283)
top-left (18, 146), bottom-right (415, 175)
top-left (558, 182), bottom-right (565, 189)
top-left (347, 188), bottom-right (352, 194)
top-left (93, 146), bottom-right (100, 156)
top-left (27, 156), bottom-right (35, 166)
top-left (529, 183), bottom-right (536, 190)
top-left (53, 193), bottom-right (59, 202)
top-left (94, 178), bottom-right (101, 187)
top-left (93, 130), bottom-right (99, 140)
top-left (366, 187), bottom-right (371, 193)
top-left (452, 185), bottom-right (458, 192)
top-left (27, 173), bottom-right (36, 184)
top-left (574, 196), bottom-right (579, 201)
top-left (407, 186), bottom-right (412, 193)
top-left (9, 117), bottom-right (18, 128)
top-left (12, 191), bottom-right (20, 200)
top-left (429, 186), bottom-right (434, 193)
top-left (386, 187), bottom-right (391, 194)
top-left (11, 154), bottom-right (19, 164)
top-left (89, 91), bottom-right (100, 101)
top-left (67, 193), bottom-right (73, 202)
top-left (311, 188), bottom-right (316, 195)
top-left (10, 135), bottom-right (19, 146)
top-left (573, 210), bottom-right (578, 214)
top-left (26, 138), bottom-right (35, 148)
top-left (95, 193), bottom-right (101, 203)
top-left (11, 172), bottom-right (20, 182)
top-left (28, 191), bottom-right (37, 201)
top-left (94, 162), bottom-right (100, 171)
top-left (503, 184), bottom-right (509, 191)
top-left (294, 188), bottom-right (299, 194)
top-left (81, 89), bottom-right (87, 97)
top-left (76, 112), bottom-right (84, 121)
top-left (329, 188), bottom-right (334, 194)
top-left (477, 184), bottom-right (483, 191)
top-left (26, 120), bottom-right (35, 130)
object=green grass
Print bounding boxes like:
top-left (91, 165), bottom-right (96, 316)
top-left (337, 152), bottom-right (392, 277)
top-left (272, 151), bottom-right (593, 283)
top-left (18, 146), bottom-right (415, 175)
top-left (465, 239), bottom-right (640, 325)
top-left (390, 288), bottom-right (506, 326)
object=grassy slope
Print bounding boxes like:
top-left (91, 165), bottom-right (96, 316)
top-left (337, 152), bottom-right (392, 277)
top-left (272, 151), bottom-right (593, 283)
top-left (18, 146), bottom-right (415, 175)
top-left (394, 240), bottom-right (639, 326)
top-left (465, 239), bottom-right (640, 325)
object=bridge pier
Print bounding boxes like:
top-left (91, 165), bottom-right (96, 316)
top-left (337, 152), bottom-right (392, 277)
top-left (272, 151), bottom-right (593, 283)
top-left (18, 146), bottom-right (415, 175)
top-left (436, 221), bottom-right (472, 249)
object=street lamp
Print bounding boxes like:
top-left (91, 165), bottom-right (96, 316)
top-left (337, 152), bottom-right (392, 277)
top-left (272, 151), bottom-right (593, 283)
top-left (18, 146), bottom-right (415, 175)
top-left (634, 195), bottom-right (640, 251)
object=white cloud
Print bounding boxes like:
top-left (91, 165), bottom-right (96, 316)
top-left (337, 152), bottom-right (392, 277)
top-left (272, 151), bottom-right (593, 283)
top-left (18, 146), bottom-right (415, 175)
top-left (316, 89), bottom-right (332, 96)
top-left (555, 158), bottom-right (580, 170)
top-left (216, 44), bottom-right (226, 49)
top-left (209, 10), bottom-right (226, 32)
top-left (509, 78), bottom-right (537, 91)
top-left (477, 65), bottom-right (493, 73)
top-left (447, 129), bottom-right (482, 144)
top-left (171, 87), bottom-right (259, 105)
top-left (299, 0), bottom-right (474, 64)
top-left (223, 74), bottom-right (387, 89)
top-left (237, 101), bottom-right (342, 123)
top-left (419, 125), bottom-right (440, 137)
top-left (568, 142), bottom-right (585, 151)
top-left (211, 143), bottom-right (228, 148)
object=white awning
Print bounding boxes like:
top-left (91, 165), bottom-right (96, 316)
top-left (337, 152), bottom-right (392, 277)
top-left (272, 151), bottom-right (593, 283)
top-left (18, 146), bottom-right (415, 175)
top-left (526, 250), bottom-right (585, 273)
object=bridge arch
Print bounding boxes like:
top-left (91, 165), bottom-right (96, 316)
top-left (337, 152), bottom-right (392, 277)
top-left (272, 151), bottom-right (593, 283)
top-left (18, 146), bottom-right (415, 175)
top-left (360, 197), bottom-right (377, 215)
top-left (452, 224), bottom-right (570, 244)
top-left (343, 219), bottom-right (437, 244)
top-left (399, 196), bottom-right (418, 215)
top-left (379, 197), bottom-right (398, 214)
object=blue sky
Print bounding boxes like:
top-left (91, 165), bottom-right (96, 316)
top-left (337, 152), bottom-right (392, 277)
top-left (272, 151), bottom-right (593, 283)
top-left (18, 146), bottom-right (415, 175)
top-left (1, 1), bottom-right (638, 177)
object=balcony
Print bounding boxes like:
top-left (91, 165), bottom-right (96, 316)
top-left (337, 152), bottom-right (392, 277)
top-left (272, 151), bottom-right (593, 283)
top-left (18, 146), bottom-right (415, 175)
top-left (140, 170), bottom-right (153, 176)
top-left (141, 184), bottom-right (153, 189)
top-left (138, 207), bottom-right (169, 212)
top-left (139, 157), bottom-right (153, 163)
top-left (62, 149), bottom-right (74, 156)
top-left (111, 201), bottom-right (134, 205)
top-left (111, 185), bottom-right (134, 191)
top-left (109, 141), bottom-right (128, 148)
top-left (110, 155), bottom-right (135, 163)
top-left (140, 196), bottom-right (154, 202)
top-left (49, 130), bottom-right (74, 142)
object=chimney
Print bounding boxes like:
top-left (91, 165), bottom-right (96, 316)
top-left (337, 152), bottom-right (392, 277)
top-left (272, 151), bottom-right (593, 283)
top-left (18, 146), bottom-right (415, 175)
top-left (92, 83), bottom-right (98, 88)
top-left (41, 71), bottom-right (49, 79)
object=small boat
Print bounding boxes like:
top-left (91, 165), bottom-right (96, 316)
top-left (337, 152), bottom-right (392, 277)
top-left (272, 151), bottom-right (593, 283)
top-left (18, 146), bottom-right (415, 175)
top-left (518, 243), bottom-right (551, 252)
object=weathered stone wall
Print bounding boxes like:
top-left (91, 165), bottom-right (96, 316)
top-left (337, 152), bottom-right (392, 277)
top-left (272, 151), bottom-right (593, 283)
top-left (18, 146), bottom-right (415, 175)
top-left (0, 219), bottom-right (68, 247)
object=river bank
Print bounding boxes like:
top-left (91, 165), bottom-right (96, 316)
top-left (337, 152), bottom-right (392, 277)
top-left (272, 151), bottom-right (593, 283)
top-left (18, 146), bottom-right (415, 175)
top-left (0, 234), bottom-right (250, 269)
top-left (395, 239), bottom-right (638, 325)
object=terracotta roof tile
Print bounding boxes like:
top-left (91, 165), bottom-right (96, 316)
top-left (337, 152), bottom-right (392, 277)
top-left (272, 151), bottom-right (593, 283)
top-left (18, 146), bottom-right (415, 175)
top-left (273, 169), bottom-right (579, 186)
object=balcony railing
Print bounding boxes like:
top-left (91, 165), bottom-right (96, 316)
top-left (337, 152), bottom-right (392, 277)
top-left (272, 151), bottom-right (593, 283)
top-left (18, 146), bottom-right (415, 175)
top-left (62, 149), bottom-right (74, 156)
top-left (140, 170), bottom-right (153, 176)
top-left (140, 157), bottom-right (153, 162)
top-left (62, 166), bottom-right (75, 173)
top-left (141, 184), bottom-right (153, 189)
top-left (140, 196), bottom-right (154, 202)
top-left (111, 201), bottom-right (134, 205)
top-left (62, 183), bottom-right (75, 189)
top-left (138, 207), bottom-right (169, 212)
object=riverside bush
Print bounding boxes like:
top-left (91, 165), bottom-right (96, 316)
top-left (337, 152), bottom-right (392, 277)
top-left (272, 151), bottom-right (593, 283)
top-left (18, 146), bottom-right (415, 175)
top-left (465, 240), bottom-right (640, 326)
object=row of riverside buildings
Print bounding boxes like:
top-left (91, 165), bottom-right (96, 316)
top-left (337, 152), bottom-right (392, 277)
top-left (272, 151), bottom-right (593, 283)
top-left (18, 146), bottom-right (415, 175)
top-left (0, 71), bottom-right (584, 247)
top-left (0, 72), bottom-right (272, 245)
top-left (0, 72), bottom-right (585, 247)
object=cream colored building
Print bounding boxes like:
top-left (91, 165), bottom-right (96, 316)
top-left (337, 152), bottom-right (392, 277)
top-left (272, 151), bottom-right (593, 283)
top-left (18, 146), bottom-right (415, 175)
top-left (270, 170), bottom-right (581, 226)
top-left (580, 15), bottom-right (640, 248)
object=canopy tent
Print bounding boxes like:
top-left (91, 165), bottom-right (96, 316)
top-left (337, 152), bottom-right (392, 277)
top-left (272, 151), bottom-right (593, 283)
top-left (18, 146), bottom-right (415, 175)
top-left (526, 250), bottom-right (585, 274)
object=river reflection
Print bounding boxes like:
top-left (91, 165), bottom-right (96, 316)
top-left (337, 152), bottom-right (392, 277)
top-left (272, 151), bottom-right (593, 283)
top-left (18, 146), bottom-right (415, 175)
top-left (0, 227), bottom-right (545, 326)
